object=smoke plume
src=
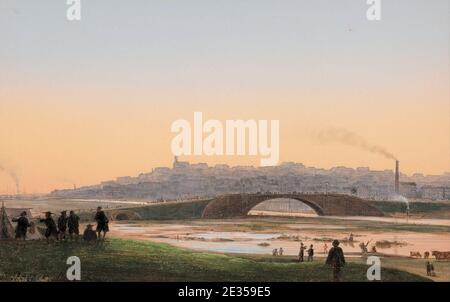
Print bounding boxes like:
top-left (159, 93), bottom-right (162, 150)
top-left (310, 128), bottom-right (397, 160)
top-left (0, 164), bottom-right (20, 194)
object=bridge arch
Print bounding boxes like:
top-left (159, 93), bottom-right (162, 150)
top-left (201, 193), bottom-right (384, 219)
top-left (249, 198), bottom-right (322, 217)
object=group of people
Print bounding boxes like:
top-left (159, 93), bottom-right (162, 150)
top-left (272, 243), bottom-right (315, 262)
top-left (11, 206), bottom-right (110, 243)
top-left (272, 247), bottom-right (284, 256)
top-left (301, 240), bottom-right (346, 281)
top-left (269, 239), bottom-right (346, 281)
top-left (39, 210), bottom-right (81, 241)
top-left (298, 242), bottom-right (315, 262)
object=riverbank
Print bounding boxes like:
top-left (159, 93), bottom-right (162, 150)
top-left (108, 216), bottom-right (450, 256)
top-left (0, 238), bottom-right (429, 282)
top-left (235, 253), bottom-right (449, 282)
top-left (106, 216), bottom-right (450, 282)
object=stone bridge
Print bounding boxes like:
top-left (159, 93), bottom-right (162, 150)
top-left (201, 193), bottom-right (384, 219)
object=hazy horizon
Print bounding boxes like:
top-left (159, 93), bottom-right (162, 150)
top-left (1, 159), bottom-right (447, 195)
top-left (1, 0), bottom-right (449, 193)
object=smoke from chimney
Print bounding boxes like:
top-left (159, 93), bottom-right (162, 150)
top-left (0, 164), bottom-right (20, 194)
top-left (310, 128), bottom-right (397, 160)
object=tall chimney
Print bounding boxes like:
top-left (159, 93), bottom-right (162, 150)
top-left (395, 160), bottom-right (400, 194)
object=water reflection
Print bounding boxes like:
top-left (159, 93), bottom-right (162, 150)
top-left (111, 222), bottom-right (450, 257)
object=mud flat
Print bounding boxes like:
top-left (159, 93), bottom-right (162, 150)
top-left (109, 216), bottom-right (450, 259)
top-left (102, 215), bottom-right (450, 281)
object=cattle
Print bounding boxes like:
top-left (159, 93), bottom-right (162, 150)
top-left (432, 251), bottom-right (450, 261)
top-left (410, 251), bottom-right (422, 258)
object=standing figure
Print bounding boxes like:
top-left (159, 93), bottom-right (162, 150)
top-left (326, 240), bottom-right (346, 282)
top-left (279, 247), bottom-right (284, 256)
top-left (426, 261), bottom-right (432, 276)
top-left (426, 262), bottom-right (436, 277)
top-left (298, 242), bottom-right (306, 262)
top-left (68, 210), bottom-right (80, 240)
top-left (95, 206), bottom-right (109, 240)
top-left (272, 248), bottom-right (278, 256)
top-left (57, 211), bottom-right (68, 240)
top-left (40, 211), bottom-right (58, 243)
top-left (307, 244), bottom-right (314, 262)
top-left (430, 262), bottom-right (435, 276)
top-left (323, 243), bottom-right (329, 255)
top-left (12, 211), bottom-right (30, 240)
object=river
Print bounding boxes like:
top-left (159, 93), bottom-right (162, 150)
top-left (109, 218), bottom-right (450, 258)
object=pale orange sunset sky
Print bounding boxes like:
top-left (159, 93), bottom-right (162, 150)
top-left (0, 0), bottom-right (449, 193)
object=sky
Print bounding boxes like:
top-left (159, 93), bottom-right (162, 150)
top-left (0, 0), bottom-right (449, 193)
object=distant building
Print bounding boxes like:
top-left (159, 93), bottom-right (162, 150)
top-left (191, 163), bottom-right (208, 170)
top-left (49, 159), bottom-right (450, 202)
top-left (421, 186), bottom-right (446, 200)
top-left (101, 180), bottom-right (117, 188)
top-left (399, 182), bottom-right (418, 198)
top-left (116, 176), bottom-right (135, 185)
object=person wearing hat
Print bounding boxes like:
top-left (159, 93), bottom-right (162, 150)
top-left (326, 240), bottom-right (346, 282)
top-left (12, 211), bottom-right (31, 240)
top-left (298, 242), bottom-right (306, 262)
top-left (94, 206), bottom-right (109, 240)
top-left (68, 210), bottom-right (80, 240)
top-left (83, 224), bottom-right (97, 242)
top-left (58, 211), bottom-right (69, 240)
top-left (40, 211), bottom-right (58, 243)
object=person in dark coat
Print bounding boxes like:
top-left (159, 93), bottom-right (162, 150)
top-left (68, 210), bottom-right (80, 239)
top-left (57, 211), bottom-right (68, 240)
top-left (307, 244), bottom-right (314, 262)
top-left (40, 211), bottom-right (58, 243)
top-left (426, 261), bottom-right (436, 276)
top-left (426, 261), bottom-right (432, 276)
top-left (12, 211), bottom-right (30, 240)
top-left (95, 206), bottom-right (109, 240)
top-left (83, 224), bottom-right (98, 242)
top-left (326, 240), bottom-right (346, 282)
top-left (298, 242), bottom-right (306, 262)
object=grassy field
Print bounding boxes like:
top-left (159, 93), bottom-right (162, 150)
top-left (123, 199), bottom-right (212, 220)
top-left (236, 253), bottom-right (450, 282)
top-left (77, 199), bottom-right (212, 221)
top-left (369, 201), bottom-right (450, 218)
top-left (378, 257), bottom-right (450, 282)
top-left (0, 238), bottom-right (429, 282)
